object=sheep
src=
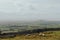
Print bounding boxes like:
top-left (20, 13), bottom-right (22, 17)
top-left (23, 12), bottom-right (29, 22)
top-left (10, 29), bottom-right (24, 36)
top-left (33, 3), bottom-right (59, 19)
top-left (39, 33), bottom-right (45, 37)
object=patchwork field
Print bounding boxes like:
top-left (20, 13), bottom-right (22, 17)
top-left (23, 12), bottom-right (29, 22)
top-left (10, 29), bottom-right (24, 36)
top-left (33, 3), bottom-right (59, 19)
top-left (0, 31), bottom-right (60, 40)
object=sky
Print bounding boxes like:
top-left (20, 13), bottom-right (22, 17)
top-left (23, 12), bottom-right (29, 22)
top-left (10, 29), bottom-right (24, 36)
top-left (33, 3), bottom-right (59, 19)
top-left (0, 0), bottom-right (60, 21)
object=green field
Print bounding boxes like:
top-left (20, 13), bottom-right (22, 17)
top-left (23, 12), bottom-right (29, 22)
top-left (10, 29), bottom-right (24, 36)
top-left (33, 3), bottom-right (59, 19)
top-left (0, 31), bottom-right (60, 40)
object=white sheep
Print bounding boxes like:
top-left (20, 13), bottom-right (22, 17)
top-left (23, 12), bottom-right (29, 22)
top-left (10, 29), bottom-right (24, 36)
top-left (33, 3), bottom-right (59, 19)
top-left (39, 33), bottom-right (45, 36)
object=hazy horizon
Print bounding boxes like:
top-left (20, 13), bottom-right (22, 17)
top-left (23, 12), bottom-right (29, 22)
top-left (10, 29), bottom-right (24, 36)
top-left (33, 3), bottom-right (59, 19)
top-left (0, 0), bottom-right (60, 21)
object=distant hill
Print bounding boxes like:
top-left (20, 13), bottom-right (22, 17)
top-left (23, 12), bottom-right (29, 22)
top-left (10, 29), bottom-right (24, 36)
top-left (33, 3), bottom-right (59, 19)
top-left (0, 20), bottom-right (60, 25)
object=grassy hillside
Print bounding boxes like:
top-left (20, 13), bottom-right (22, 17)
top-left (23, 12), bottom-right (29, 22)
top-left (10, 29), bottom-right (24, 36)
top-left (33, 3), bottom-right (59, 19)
top-left (0, 31), bottom-right (60, 40)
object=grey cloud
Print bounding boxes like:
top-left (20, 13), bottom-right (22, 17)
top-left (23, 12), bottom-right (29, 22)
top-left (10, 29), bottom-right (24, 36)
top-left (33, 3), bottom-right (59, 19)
top-left (0, 0), bottom-right (60, 21)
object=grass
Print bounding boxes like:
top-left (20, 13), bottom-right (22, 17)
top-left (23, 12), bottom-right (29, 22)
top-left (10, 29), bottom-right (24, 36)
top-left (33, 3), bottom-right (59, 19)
top-left (0, 31), bottom-right (60, 40)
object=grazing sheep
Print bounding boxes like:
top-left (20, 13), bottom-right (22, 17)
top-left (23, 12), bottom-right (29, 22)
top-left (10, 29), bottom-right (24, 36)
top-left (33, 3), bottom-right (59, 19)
top-left (39, 33), bottom-right (45, 37)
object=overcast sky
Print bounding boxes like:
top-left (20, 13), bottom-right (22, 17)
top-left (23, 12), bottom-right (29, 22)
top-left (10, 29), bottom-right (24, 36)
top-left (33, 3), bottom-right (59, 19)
top-left (0, 0), bottom-right (60, 21)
